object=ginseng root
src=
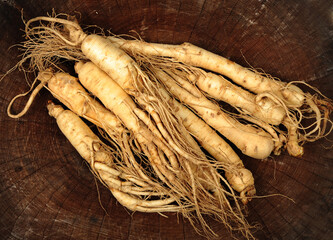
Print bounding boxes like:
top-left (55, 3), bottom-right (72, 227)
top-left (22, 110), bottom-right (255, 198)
top-left (74, 61), bottom-right (254, 239)
top-left (107, 36), bottom-right (304, 107)
top-left (157, 85), bottom-right (256, 204)
top-left (47, 102), bottom-right (179, 211)
top-left (151, 66), bottom-right (275, 159)
top-left (22, 14), bottom-right (203, 164)
top-left (109, 36), bottom-right (332, 157)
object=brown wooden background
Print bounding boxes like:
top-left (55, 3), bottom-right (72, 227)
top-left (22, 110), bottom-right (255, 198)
top-left (0, 0), bottom-right (332, 239)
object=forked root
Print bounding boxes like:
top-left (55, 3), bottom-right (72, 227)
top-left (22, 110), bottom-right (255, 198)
top-left (282, 91), bottom-right (332, 157)
top-left (150, 66), bottom-right (275, 159)
top-left (303, 94), bottom-right (332, 141)
top-left (47, 102), bottom-right (183, 212)
top-left (108, 35), bottom-right (332, 159)
top-left (240, 186), bottom-right (257, 205)
top-left (22, 13), bottom-right (207, 170)
top-left (13, 12), bottom-right (329, 239)
top-left (7, 76), bottom-right (49, 118)
top-left (107, 36), bottom-right (305, 107)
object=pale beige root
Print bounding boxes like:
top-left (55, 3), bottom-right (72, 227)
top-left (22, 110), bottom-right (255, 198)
top-left (7, 76), bottom-right (49, 118)
top-left (110, 37), bottom-right (332, 159)
top-left (241, 115), bottom-right (284, 155)
top-left (48, 101), bottom-right (217, 229)
top-left (251, 88), bottom-right (332, 157)
top-left (47, 102), bottom-right (249, 236)
top-left (179, 157), bottom-right (255, 239)
top-left (47, 102), bottom-right (182, 212)
top-left (71, 61), bottom-right (199, 205)
top-left (74, 60), bottom-right (188, 192)
top-left (156, 84), bottom-right (256, 203)
top-left (282, 117), bottom-right (304, 157)
top-left (47, 102), bottom-right (110, 164)
top-left (65, 19), bottom-right (204, 162)
top-left (12, 13), bottom-right (86, 73)
top-left (116, 51), bottom-right (283, 156)
top-left (10, 14), bottom-right (256, 239)
top-left (93, 162), bottom-right (175, 197)
top-left (110, 189), bottom-right (181, 212)
top-left (131, 94), bottom-right (200, 164)
top-left (187, 71), bottom-right (286, 125)
top-left (18, 15), bottom-right (331, 161)
top-left (112, 48), bottom-right (277, 158)
top-left (108, 36), bottom-right (305, 107)
top-left (5, 15), bottom-right (84, 118)
top-left (22, 15), bottom-right (203, 165)
top-left (38, 70), bottom-right (155, 182)
top-left (146, 62), bottom-right (257, 202)
top-left (95, 161), bottom-right (181, 208)
top-left (79, 35), bottom-right (202, 163)
top-left (188, 69), bottom-right (284, 153)
top-left (301, 94), bottom-right (332, 142)
top-left (38, 71), bottom-right (124, 135)
top-left (71, 58), bottom-right (231, 197)
top-left (151, 67), bottom-right (275, 159)
top-left (74, 60), bottom-right (254, 239)
top-left (47, 102), bottom-right (178, 210)
top-left (74, 61), bottom-right (176, 165)
top-left (172, 99), bottom-right (256, 204)
top-left (281, 92), bottom-right (333, 157)
top-left (19, 14), bottom-right (254, 238)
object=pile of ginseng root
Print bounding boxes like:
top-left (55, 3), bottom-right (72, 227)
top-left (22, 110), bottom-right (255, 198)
top-left (5, 13), bottom-right (332, 239)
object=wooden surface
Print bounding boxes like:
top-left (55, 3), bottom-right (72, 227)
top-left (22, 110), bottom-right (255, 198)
top-left (0, 0), bottom-right (332, 239)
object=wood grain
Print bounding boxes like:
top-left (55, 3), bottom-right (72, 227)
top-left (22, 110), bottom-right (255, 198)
top-left (0, 0), bottom-right (332, 239)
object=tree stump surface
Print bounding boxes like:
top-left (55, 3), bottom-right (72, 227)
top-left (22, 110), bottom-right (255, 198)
top-left (0, 0), bottom-right (332, 239)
